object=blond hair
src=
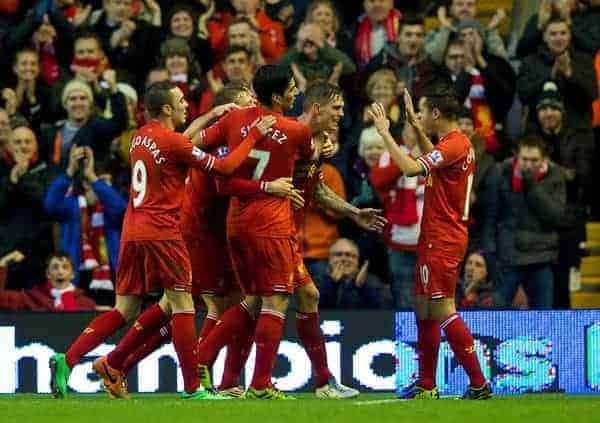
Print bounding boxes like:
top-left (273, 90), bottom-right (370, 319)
top-left (366, 69), bottom-right (397, 99)
top-left (305, 0), bottom-right (340, 34)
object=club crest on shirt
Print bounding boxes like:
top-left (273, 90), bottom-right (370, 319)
top-left (427, 150), bottom-right (444, 166)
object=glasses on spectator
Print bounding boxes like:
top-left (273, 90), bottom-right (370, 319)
top-left (331, 251), bottom-right (358, 258)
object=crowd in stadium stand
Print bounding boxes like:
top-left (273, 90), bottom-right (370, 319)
top-left (1, 0), bottom-right (599, 311)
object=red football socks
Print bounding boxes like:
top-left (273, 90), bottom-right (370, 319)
top-left (296, 312), bottom-right (332, 388)
top-left (107, 304), bottom-right (169, 371)
top-left (122, 324), bottom-right (172, 375)
top-left (219, 316), bottom-right (257, 389)
top-left (65, 309), bottom-right (126, 368)
top-left (416, 319), bottom-right (441, 390)
top-left (250, 310), bottom-right (285, 390)
top-left (197, 302), bottom-right (253, 367)
top-left (441, 313), bottom-right (486, 388)
top-left (197, 313), bottom-right (218, 346)
top-left (172, 312), bottom-right (200, 394)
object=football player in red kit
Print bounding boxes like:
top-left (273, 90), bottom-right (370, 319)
top-left (368, 85), bottom-right (491, 400)
top-left (48, 81), bottom-right (274, 400)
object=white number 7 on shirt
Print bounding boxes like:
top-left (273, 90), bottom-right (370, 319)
top-left (249, 149), bottom-right (271, 180)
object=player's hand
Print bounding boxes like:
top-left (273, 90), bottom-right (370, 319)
top-left (265, 177), bottom-right (294, 197)
top-left (255, 115), bottom-right (276, 136)
top-left (290, 189), bottom-right (305, 210)
top-left (210, 102), bottom-right (240, 119)
top-left (402, 88), bottom-right (422, 129)
top-left (0, 250), bottom-right (25, 268)
top-left (320, 132), bottom-right (335, 159)
top-left (368, 102), bottom-right (391, 136)
top-left (352, 208), bottom-right (387, 233)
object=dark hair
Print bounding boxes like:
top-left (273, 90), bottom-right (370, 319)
top-left (422, 84), bottom-right (461, 120)
top-left (224, 45), bottom-right (252, 61)
top-left (543, 16), bottom-right (571, 32)
top-left (399, 14), bottom-right (425, 29)
top-left (214, 83), bottom-right (248, 107)
top-left (74, 31), bottom-right (104, 49)
top-left (167, 3), bottom-right (198, 31)
top-left (228, 16), bottom-right (258, 32)
top-left (144, 81), bottom-right (177, 118)
top-left (303, 80), bottom-right (342, 112)
top-left (13, 47), bottom-right (38, 65)
top-left (517, 136), bottom-right (547, 156)
top-left (252, 65), bottom-right (293, 107)
top-left (45, 252), bottom-right (74, 270)
top-left (457, 106), bottom-right (472, 120)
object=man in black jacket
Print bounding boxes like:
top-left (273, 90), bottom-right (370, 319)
top-left (483, 136), bottom-right (566, 309)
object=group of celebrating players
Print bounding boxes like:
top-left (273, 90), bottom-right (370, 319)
top-left (48, 64), bottom-right (492, 401)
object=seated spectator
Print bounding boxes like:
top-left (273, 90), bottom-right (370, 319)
top-left (40, 73), bottom-right (127, 169)
top-left (207, 0), bottom-right (287, 64)
top-left (456, 108), bottom-right (496, 252)
top-left (425, 0), bottom-right (508, 65)
top-left (88, 0), bottom-right (162, 82)
top-left (483, 136), bottom-right (566, 309)
top-left (453, 18), bottom-right (516, 154)
top-left (354, 0), bottom-right (402, 69)
top-left (299, 159), bottom-right (346, 282)
top-left (0, 124), bottom-right (54, 290)
top-left (317, 238), bottom-right (390, 309)
top-left (165, 3), bottom-right (213, 74)
top-left (456, 251), bottom-right (503, 309)
top-left (280, 22), bottom-right (356, 93)
top-left (366, 15), bottom-right (452, 102)
top-left (44, 146), bottom-right (127, 291)
top-left (304, 0), bottom-right (353, 58)
top-left (517, 17), bottom-right (597, 132)
top-left (529, 82), bottom-right (594, 308)
top-left (370, 122), bottom-right (425, 309)
top-left (0, 250), bottom-right (98, 311)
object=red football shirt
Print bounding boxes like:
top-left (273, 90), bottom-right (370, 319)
top-left (200, 106), bottom-right (315, 237)
top-left (122, 121), bottom-right (240, 241)
top-left (415, 130), bottom-right (475, 259)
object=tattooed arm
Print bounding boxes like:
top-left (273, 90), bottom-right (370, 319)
top-left (313, 181), bottom-right (386, 232)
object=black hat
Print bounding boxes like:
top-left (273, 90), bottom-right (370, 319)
top-left (536, 81), bottom-right (564, 112)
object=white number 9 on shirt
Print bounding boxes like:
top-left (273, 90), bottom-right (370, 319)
top-left (132, 160), bottom-right (147, 208)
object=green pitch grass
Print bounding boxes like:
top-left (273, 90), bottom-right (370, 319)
top-left (2, 394), bottom-right (599, 423)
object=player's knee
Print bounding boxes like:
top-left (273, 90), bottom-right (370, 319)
top-left (429, 298), bottom-right (456, 322)
top-left (262, 294), bottom-right (289, 313)
top-left (115, 298), bottom-right (142, 323)
top-left (297, 284), bottom-right (319, 311)
top-left (165, 290), bottom-right (195, 313)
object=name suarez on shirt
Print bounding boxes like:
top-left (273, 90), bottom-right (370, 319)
top-left (241, 124), bottom-right (287, 144)
top-left (130, 135), bottom-right (167, 165)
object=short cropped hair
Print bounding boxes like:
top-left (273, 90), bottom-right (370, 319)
top-left (144, 81), bottom-right (176, 118)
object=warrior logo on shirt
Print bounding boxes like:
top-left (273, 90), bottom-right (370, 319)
top-left (427, 150), bottom-right (444, 166)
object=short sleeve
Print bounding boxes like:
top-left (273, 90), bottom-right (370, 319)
top-left (416, 137), bottom-right (466, 176)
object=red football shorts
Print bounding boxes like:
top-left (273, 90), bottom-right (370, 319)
top-left (292, 241), bottom-right (313, 289)
top-left (228, 234), bottom-right (295, 296)
top-left (184, 235), bottom-right (237, 298)
top-left (414, 254), bottom-right (462, 299)
top-left (116, 240), bottom-right (192, 295)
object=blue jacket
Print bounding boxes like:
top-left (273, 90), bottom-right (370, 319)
top-left (44, 174), bottom-right (127, 284)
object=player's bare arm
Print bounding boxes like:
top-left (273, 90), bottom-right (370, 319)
top-left (312, 181), bottom-right (386, 232)
top-left (368, 103), bottom-right (425, 177)
top-left (184, 103), bottom-right (240, 145)
top-left (403, 88), bottom-right (435, 154)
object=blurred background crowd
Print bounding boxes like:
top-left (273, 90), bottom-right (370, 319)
top-left (1, 0), bottom-right (599, 312)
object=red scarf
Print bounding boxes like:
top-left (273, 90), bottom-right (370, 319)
top-left (40, 281), bottom-right (79, 311)
top-left (511, 158), bottom-right (548, 193)
top-left (355, 9), bottom-right (402, 68)
top-left (466, 69), bottom-right (500, 153)
top-left (79, 197), bottom-right (113, 290)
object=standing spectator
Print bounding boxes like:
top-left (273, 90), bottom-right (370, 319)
top-left (40, 72), bottom-right (127, 169)
top-left (354, 0), bottom-right (402, 69)
top-left (454, 18), bottom-right (516, 154)
top-left (370, 122), bottom-right (425, 309)
top-left (88, 0), bottom-right (162, 82)
top-left (207, 0), bottom-right (287, 64)
top-left (0, 250), bottom-right (98, 311)
top-left (366, 15), bottom-right (452, 102)
top-left (483, 136), bottom-right (566, 309)
top-left (444, 38), bottom-right (467, 81)
top-left (44, 146), bottom-right (127, 289)
top-left (425, 0), bottom-right (508, 65)
top-left (0, 124), bottom-right (54, 290)
top-left (224, 17), bottom-right (267, 67)
top-left (280, 22), bottom-right (356, 93)
top-left (299, 161), bottom-right (346, 282)
top-left (317, 238), bottom-right (389, 309)
top-left (529, 82), bottom-right (594, 308)
top-left (517, 17), bottom-right (597, 132)
top-left (456, 251), bottom-right (503, 309)
top-left (304, 0), bottom-right (353, 58)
